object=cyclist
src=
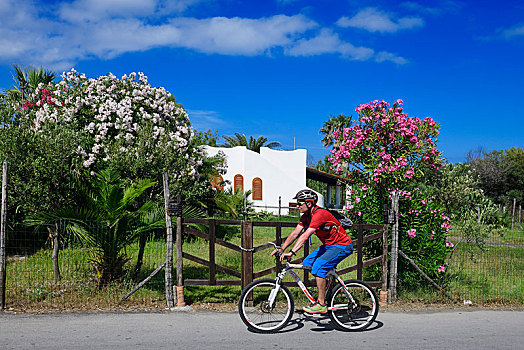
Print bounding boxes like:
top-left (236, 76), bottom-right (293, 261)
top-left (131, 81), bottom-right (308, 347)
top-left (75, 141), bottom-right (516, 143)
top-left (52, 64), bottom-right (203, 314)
top-left (272, 189), bottom-right (353, 314)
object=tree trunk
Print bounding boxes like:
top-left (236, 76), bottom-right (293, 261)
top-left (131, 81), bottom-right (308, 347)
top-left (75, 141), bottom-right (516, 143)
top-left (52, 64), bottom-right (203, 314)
top-left (133, 232), bottom-right (148, 280)
top-left (48, 224), bottom-right (61, 283)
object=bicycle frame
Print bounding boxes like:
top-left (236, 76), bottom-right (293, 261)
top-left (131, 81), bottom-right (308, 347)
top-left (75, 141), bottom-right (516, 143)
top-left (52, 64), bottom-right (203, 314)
top-left (270, 261), bottom-right (357, 311)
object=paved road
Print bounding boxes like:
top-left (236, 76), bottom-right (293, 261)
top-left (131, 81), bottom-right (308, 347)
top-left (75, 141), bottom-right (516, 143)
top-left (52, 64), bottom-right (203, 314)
top-left (1, 308), bottom-right (523, 349)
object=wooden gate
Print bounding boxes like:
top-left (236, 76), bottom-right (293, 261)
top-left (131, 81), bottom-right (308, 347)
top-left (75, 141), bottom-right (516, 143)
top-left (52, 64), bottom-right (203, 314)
top-left (179, 218), bottom-right (389, 290)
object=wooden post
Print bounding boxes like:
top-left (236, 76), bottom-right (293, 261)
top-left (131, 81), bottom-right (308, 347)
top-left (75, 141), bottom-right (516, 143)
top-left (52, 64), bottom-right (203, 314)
top-left (511, 198), bottom-right (516, 230)
top-left (519, 204), bottom-right (522, 229)
top-left (241, 221), bottom-right (253, 290)
top-left (388, 191), bottom-right (400, 302)
top-left (278, 196), bottom-right (281, 219)
top-left (276, 222), bottom-right (282, 271)
top-left (162, 172), bottom-right (175, 308)
top-left (175, 195), bottom-right (185, 307)
top-left (381, 224), bottom-right (389, 291)
top-left (357, 224), bottom-right (363, 281)
top-left (209, 219), bottom-right (216, 285)
top-left (0, 161), bottom-right (7, 309)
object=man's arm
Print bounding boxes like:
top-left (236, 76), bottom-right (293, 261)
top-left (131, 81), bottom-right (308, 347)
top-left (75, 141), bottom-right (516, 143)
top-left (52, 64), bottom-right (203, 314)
top-left (279, 227), bottom-right (316, 261)
top-left (271, 223), bottom-right (303, 256)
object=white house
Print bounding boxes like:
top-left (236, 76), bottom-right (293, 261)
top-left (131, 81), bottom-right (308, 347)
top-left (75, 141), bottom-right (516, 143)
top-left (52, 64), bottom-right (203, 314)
top-left (203, 146), bottom-right (325, 214)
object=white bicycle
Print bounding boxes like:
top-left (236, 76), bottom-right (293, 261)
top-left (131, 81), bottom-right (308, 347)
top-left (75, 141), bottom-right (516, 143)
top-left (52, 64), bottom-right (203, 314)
top-left (238, 242), bottom-right (379, 333)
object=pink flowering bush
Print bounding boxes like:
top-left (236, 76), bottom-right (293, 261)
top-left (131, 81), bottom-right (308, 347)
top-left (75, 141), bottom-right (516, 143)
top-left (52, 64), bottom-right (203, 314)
top-left (345, 184), bottom-right (453, 285)
top-left (329, 100), bottom-right (451, 287)
top-left (329, 99), bottom-right (442, 186)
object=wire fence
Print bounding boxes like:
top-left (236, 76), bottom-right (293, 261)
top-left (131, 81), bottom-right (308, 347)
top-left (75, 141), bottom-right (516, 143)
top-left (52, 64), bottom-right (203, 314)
top-left (396, 228), bottom-right (524, 305)
top-left (2, 218), bottom-right (523, 311)
top-left (4, 222), bottom-right (167, 311)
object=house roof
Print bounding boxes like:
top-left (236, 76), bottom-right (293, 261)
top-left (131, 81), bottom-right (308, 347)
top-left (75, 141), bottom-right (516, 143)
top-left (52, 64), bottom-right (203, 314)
top-left (306, 167), bottom-right (354, 185)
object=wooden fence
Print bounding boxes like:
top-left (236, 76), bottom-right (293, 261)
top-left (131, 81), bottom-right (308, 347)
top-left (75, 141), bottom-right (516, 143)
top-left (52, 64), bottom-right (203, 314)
top-left (177, 218), bottom-right (389, 291)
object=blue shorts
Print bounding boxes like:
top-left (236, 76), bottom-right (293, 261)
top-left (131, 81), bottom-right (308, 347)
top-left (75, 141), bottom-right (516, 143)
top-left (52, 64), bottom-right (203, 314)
top-left (302, 244), bottom-right (353, 279)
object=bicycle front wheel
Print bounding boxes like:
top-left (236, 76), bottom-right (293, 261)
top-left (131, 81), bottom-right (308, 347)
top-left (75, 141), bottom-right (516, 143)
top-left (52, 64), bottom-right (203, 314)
top-left (328, 279), bottom-right (378, 331)
top-left (238, 279), bottom-right (294, 333)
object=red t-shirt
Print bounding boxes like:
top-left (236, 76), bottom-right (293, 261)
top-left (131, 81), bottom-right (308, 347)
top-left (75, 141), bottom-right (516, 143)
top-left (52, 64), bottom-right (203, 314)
top-left (298, 206), bottom-right (352, 246)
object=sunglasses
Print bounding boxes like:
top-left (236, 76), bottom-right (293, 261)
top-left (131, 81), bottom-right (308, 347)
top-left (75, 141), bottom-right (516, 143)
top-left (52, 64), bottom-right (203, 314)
top-left (297, 201), bottom-right (307, 206)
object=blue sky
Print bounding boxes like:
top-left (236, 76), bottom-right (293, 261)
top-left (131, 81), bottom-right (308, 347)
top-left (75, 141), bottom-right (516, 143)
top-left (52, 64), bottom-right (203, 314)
top-left (1, 0), bottom-right (523, 164)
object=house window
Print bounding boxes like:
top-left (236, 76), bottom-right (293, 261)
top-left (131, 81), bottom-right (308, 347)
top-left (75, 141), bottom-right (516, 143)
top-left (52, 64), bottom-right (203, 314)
top-left (210, 174), bottom-right (224, 191)
top-left (234, 174), bottom-right (244, 192)
top-left (252, 177), bottom-right (262, 200)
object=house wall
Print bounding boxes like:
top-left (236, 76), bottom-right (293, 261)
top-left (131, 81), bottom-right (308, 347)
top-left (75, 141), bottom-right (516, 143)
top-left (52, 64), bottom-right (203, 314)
top-left (203, 146), bottom-right (324, 214)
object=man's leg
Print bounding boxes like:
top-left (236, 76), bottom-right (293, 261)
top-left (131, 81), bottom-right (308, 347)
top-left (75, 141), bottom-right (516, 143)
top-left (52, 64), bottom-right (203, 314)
top-left (316, 276), bottom-right (327, 305)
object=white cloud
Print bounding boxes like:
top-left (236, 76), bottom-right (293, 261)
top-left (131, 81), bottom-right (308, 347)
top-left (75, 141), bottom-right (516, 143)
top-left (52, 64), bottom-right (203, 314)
top-left (375, 51), bottom-right (409, 65)
top-left (286, 29), bottom-right (374, 61)
top-left (336, 7), bottom-right (424, 33)
top-left (188, 110), bottom-right (229, 130)
top-left (0, 0), bottom-right (411, 70)
top-left (501, 24), bottom-right (524, 39)
top-left (59, 0), bottom-right (203, 22)
top-left (168, 15), bottom-right (317, 55)
top-left (400, 1), bottom-right (463, 16)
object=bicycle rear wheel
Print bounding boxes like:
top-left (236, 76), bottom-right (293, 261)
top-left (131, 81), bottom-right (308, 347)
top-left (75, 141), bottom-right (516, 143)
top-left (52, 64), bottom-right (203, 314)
top-left (238, 279), bottom-right (294, 333)
top-left (328, 279), bottom-right (378, 331)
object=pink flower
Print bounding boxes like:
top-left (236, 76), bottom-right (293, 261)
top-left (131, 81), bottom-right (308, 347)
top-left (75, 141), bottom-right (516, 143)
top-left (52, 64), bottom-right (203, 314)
top-left (355, 197), bottom-right (361, 204)
top-left (446, 242), bottom-right (454, 248)
top-left (405, 168), bottom-right (415, 179)
top-left (438, 266), bottom-right (446, 273)
top-left (407, 229), bottom-right (416, 238)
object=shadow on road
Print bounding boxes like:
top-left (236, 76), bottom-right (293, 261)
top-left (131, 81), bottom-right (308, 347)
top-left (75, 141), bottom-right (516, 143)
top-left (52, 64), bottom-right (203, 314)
top-left (244, 310), bottom-right (383, 334)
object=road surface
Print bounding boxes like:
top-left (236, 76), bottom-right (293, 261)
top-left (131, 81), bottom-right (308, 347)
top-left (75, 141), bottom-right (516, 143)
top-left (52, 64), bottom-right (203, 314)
top-left (0, 308), bottom-right (522, 349)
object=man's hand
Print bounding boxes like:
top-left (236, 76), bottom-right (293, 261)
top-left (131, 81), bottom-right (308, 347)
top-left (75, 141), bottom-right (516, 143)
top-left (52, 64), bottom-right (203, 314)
top-left (280, 252), bottom-right (293, 261)
top-left (270, 248), bottom-right (282, 256)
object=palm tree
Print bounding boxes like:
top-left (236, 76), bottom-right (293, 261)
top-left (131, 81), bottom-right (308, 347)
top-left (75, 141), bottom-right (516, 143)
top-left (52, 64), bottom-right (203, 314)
top-left (221, 133), bottom-right (281, 153)
top-left (319, 114), bottom-right (353, 147)
top-left (3, 65), bottom-right (56, 107)
top-left (27, 169), bottom-right (164, 288)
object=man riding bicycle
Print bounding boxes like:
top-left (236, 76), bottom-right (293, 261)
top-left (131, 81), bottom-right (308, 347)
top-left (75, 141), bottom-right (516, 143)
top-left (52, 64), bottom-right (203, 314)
top-left (272, 189), bottom-right (353, 314)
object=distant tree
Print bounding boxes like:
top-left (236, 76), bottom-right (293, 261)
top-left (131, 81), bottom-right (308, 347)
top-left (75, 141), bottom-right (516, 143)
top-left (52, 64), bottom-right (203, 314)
top-left (194, 129), bottom-right (219, 146)
top-left (221, 133), bottom-right (281, 153)
top-left (319, 114), bottom-right (353, 147)
top-left (467, 147), bottom-right (523, 203)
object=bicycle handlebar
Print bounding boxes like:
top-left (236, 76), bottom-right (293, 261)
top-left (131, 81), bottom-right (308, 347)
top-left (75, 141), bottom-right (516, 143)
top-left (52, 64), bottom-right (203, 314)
top-left (268, 241), bottom-right (292, 262)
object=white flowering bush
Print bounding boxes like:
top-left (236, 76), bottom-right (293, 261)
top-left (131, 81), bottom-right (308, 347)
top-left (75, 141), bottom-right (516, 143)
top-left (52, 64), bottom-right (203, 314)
top-left (25, 69), bottom-right (203, 184)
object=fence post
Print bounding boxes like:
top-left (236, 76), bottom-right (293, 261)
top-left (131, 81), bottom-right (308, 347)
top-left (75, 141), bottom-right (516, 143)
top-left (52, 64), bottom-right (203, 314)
top-left (357, 224), bottom-right (363, 281)
top-left (511, 198), bottom-right (516, 230)
top-left (241, 221), bottom-right (253, 290)
top-left (519, 204), bottom-right (522, 229)
top-left (381, 224), bottom-right (389, 295)
top-left (162, 172), bottom-right (175, 308)
top-left (388, 191), bottom-right (400, 302)
top-left (175, 194), bottom-right (185, 307)
top-left (0, 161), bottom-right (7, 309)
top-left (209, 219), bottom-right (216, 285)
